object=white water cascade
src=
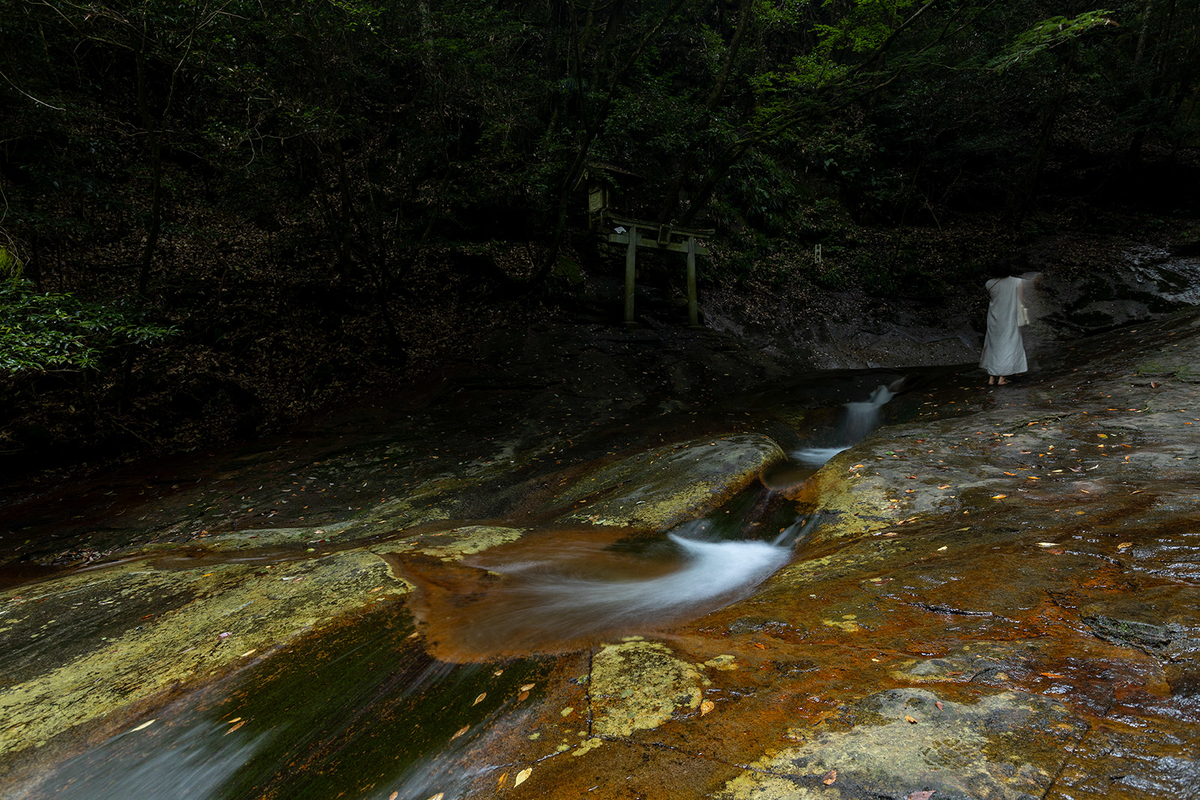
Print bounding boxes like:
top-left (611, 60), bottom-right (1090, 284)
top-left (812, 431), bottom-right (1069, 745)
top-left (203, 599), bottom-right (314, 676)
top-left (793, 382), bottom-right (897, 468)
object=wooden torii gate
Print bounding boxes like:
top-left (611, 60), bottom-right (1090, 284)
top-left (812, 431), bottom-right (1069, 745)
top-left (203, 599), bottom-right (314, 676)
top-left (605, 215), bottom-right (714, 327)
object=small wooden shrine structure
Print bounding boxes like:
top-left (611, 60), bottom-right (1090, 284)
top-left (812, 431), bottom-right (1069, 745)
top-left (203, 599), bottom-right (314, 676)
top-left (585, 167), bottom-right (713, 327)
top-left (605, 217), bottom-right (713, 327)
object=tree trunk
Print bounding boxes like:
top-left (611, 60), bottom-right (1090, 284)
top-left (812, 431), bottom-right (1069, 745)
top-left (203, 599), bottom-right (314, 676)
top-left (134, 41), bottom-right (164, 297)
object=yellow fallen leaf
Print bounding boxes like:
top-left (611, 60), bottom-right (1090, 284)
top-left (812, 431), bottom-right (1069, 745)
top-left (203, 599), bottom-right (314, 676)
top-left (991, 494), bottom-right (1007, 499)
top-left (225, 717), bottom-right (242, 724)
top-left (936, 546), bottom-right (947, 551)
top-left (388, 793), bottom-right (398, 800)
top-left (129, 719), bottom-right (156, 733)
top-left (1117, 542), bottom-right (1132, 550)
top-left (823, 768), bottom-right (838, 785)
top-left (938, 484), bottom-right (950, 489)
top-left (700, 700), bottom-right (715, 715)
top-left (514, 768), bottom-right (532, 787)
top-left (935, 700), bottom-right (943, 710)
top-left (426, 794), bottom-right (444, 800)
top-left (451, 725), bottom-right (469, 741)
top-left (905, 715), bottom-right (918, 724)
top-left (519, 683), bottom-right (535, 692)
top-left (224, 720), bottom-right (246, 735)
top-left (1041, 672), bottom-right (1063, 678)
top-left (473, 692), bottom-right (486, 706)
top-left (1037, 542), bottom-right (1057, 547)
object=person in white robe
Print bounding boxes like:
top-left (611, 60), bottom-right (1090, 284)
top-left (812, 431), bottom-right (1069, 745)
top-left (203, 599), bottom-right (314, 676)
top-left (980, 272), bottom-right (1035, 385)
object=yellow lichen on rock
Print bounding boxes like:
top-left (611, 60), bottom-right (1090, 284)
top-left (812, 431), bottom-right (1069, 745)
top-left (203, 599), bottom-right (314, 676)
top-left (410, 525), bottom-right (525, 560)
top-left (0, 550), bottom-right (406, 760)
top-left (589, 640), bottom-right (704, 737)
top-left (558, 434), bottom-right (786, 530)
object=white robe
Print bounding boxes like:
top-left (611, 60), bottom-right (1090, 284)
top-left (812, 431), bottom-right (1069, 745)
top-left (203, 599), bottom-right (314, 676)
top-left (980, 276), bottom-right (1029, 376)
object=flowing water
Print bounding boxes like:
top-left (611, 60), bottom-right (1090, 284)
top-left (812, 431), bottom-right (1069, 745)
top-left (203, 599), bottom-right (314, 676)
top-left (3, 378), bottom-right (905, 800)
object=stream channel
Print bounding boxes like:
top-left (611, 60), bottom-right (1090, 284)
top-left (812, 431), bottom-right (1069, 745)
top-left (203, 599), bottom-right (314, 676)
top-left (0, 363), bottom-right (1016, 799)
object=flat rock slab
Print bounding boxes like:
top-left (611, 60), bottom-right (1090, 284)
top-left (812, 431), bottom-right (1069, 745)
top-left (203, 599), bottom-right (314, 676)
top-left (3, 310), bottom-right (1200, 798)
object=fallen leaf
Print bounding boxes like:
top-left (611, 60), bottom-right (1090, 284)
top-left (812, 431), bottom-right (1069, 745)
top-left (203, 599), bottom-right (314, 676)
top-left (905, 715), bottom-right (918, 724)
top-left (936, 546), bottom-right (947, 551)
top-left (1117, 542), bottom-right (1132, 550)
top-left (991, 494), bottom-right (1007, 499)
top-left (225, 720), bottom-right (246, 735)
top-left (753, 643), bottom-right (767, 650)
top-left (700, 700), bottom-right (715, 716)
top-left (1041, 672), bottom-right (1063, 678)
top-left (1130, 489), bottom-right (1143, 494)
top-left (519, 683), bottom-right (535, 692)
top-left (473, 692), bottom-right (486, 706)
top-left (935, 701), bottom-right (943, 710)
top-left (451, 725), bottom-right (469, 740)
top-left (938, 484), bottom-right (950, 489)
top-left (1037, 542), bottom-right (1057, 547)
top-left (514, 768), bottom-right (532, 787)
top-left (225, 717), bottom-right (242, 724)
top-left (389, 793), bottom-right (398, 800)
top-left (517, 691), bottom-right (530, 702)
top-left (426, 794), bottom-right (444, 800)
top-left (823, 769), bottom-right (838, 785)
top-left (1047, 549), bottom-right (1064, 555)
top-left (907, 791), bottom-right (936, 800)
top-left (129, 719), bottom-right (156, 733)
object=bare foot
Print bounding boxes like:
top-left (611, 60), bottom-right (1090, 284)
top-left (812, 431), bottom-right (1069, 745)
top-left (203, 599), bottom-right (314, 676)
top-left (997, 377), bottom-right (1009, 385)
top-left (988, 376), bottom-right (996, 385)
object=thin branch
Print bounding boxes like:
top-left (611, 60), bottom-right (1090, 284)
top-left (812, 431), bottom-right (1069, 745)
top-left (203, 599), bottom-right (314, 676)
top-left (0, 67), bottom-right (66, 110)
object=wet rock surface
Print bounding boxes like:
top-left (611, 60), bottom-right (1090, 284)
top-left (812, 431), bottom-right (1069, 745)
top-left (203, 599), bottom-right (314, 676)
top-left (3, 305), bottom-right (1200, 798)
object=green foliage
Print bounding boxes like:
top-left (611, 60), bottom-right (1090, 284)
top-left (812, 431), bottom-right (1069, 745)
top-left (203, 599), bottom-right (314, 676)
top-left (0, 280), bottom-right (176, 373)
top-left (988, 11), bottom-right (1116, 73)
top-left (0, 246), bottom-right (23, 281)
